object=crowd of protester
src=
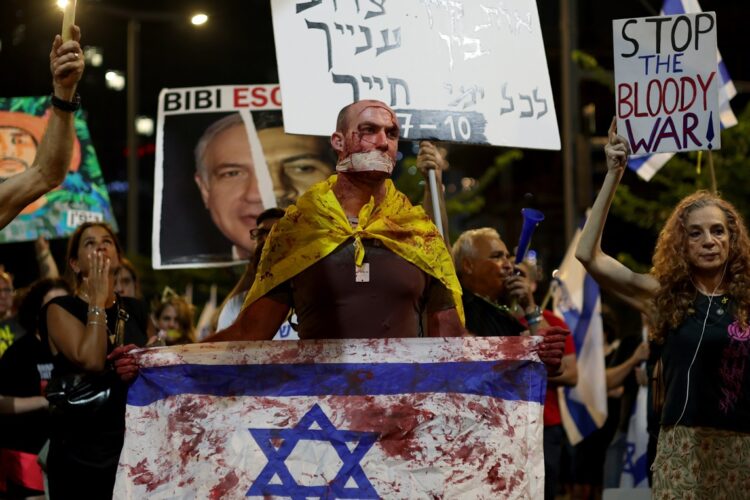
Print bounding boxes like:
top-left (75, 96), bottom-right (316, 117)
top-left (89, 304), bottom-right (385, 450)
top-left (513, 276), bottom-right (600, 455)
top-left (1, 23), bottom-right (747, 500)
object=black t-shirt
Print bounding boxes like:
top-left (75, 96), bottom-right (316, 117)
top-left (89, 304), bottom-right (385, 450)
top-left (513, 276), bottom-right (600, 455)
top-left (657, 293), bottom-right (750, 433)
top-left (0, 332), bottom-right (53, 453)
top-left (462, 290), bottom-right (525, 337)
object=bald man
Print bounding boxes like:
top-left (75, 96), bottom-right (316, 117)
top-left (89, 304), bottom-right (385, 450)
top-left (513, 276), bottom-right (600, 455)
top-left (112, 101), bottom-right (565, 379)
top-left (213, 99), bottom-right (464, 340)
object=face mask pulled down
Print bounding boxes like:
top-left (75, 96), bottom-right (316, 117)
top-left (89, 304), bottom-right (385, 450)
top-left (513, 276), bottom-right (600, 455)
top-left (336, 150), bottom-right (395, 175)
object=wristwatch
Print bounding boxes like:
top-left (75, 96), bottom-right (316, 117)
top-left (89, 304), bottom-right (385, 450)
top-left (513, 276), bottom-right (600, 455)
top-left (50, 93), bottom-right (81, 112)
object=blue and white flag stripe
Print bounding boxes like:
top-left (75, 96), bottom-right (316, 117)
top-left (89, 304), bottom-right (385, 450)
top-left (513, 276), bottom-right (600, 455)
top-left (553, 227), bottom-right (608, 445)
top-left (115, 337), bottom-right (548, 499)
top-left (619, 326), bottom-right (650, 488)
top-left (128, 359), bottom-right (546, 407)
top-left (628, 0), bottom-right (738, 181)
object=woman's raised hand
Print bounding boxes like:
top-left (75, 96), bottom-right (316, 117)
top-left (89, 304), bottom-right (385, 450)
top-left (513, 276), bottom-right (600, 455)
top-left (605, 117), bottom-right (630, 174)
top-left (84, 251), bottom-right (110, 307)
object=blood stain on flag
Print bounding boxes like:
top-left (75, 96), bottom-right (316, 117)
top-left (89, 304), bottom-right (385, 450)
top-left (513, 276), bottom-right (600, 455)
top-left (115, 337), bottom-right (547, 498)
top-left (208, 471), bottom-right (240, 499)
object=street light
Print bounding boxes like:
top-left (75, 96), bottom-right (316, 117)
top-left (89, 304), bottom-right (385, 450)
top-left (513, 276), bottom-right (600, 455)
top-left (81, 4), bottom-right (208, 255)
top-left (135, 116), bottom-right (154, 136)
top-left (191, 13), bottom-right (209, 26)
top-left (104, 70), bottom-right (125, 91)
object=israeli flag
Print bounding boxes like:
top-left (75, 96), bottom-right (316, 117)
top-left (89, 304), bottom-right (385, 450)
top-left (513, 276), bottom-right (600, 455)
top-left (619, 385), bottom-right (650, 488)
top-left (629, 0), bottom-right (738, 181)
top-left (553, 228), bottom-right (608, 445)
top-left (619, 326), bottom-right (650, 488)
top-left (114, 337), bottom-right (547, 498)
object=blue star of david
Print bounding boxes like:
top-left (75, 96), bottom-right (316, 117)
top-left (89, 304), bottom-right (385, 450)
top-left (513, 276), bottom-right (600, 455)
top-left (622, 442), bottom-right (636, 475)
top-left (248, 404), bottom-right (379, 499)
top-left (621, 441), bottom-right (647, 485)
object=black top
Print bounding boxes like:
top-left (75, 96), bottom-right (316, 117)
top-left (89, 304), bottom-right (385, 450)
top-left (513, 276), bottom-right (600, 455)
top-left (462, 290), bottom-right (525, 337)
top-left (39, 295), bottom-right (149, 465)
top-left (0, 332), bottom-right (53, 453)
top-left (657, 293), bottom-right (750, 433)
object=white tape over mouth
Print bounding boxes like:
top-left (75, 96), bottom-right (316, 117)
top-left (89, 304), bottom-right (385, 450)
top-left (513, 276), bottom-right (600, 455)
top-left (336, 150), bottom-right (395, 174)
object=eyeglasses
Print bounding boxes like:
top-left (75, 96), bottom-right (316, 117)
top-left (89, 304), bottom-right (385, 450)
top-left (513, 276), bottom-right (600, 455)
top-left (250, 228), bottom-right (271, 240)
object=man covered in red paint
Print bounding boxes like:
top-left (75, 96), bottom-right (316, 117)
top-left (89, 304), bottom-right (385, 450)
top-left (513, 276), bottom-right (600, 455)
top-left (112, 100), bottom-right (566, 374)
top-left (211, 99), bottom-right (465, 340)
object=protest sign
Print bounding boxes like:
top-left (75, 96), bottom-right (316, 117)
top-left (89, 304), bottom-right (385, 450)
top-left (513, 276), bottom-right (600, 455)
top-left (271, 0), bottom-right (560, 150)
top-left (114, 336), bottom-right (546, 498)
top-left (613, 12), bottom-right (720, 156)
top-left (154, 84), bottom-right (335, 269)
top-left (0, 96), bottom-right (116, 243)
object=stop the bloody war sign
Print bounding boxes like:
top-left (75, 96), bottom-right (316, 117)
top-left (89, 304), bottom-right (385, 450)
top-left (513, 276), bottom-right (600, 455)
top-left (613, 12), bottom-right (720, 156)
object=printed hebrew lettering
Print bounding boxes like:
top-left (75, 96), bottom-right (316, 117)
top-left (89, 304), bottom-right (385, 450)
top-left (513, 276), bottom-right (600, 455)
top-left (376, 28), bottom-right (402, 56)
top-left (355, 26), bottom-right (373, 54)
top-left (306, 20), bottom-right (333, 71)
top-left (500, 83), bottom-right (515, 115)
top-left (533, 88), bottom-right (547, 118)
top-left (365, 0), bottom-right (386, 20)
top-left (332, 73), bottom-right (360, 101)
top-left (387, 77), bottom-right (410, 106)
top-left (519, 93), bottom-right (534, 118)
top-left (296, 0), bottom-right (323, 14)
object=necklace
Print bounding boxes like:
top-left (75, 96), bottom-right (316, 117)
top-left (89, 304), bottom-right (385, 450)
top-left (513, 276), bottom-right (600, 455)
top-left (688, 293), bottom-right (731, 325)
top-left (475, 293), bottom-right (513, 315)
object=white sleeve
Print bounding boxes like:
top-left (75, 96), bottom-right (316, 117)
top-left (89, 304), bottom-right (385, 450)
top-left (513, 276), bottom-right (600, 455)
top-left (216, 294), bottom-right (244, 331)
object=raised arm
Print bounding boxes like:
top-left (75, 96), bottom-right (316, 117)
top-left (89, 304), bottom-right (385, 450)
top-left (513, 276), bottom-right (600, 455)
top-left (35, 236), bottom-right (60, 278)
top-left (47, 252), bottom-right (110, 372)
top-left (575, 118), bottom-right (657, 313)
top-left (0, 26), bottom-right (84, 229)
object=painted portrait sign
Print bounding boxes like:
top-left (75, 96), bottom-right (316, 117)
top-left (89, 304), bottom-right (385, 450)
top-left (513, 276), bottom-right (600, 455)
top-left (0, 96), bottom-right (116, 243)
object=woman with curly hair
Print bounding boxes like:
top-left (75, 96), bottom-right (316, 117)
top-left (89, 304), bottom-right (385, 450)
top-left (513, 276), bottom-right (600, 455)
top-left (576, 119), bottom-right (750, 499)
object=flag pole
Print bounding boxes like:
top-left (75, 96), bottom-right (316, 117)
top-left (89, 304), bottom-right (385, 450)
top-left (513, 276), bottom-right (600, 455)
top-left (427, 169), bottom-right (444, 238)
top-left (707, 150), bottom-right (717, 194)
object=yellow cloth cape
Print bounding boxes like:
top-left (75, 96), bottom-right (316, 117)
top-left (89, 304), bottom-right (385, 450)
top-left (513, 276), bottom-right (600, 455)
top-left (243, 175), bottom-right (464, 324)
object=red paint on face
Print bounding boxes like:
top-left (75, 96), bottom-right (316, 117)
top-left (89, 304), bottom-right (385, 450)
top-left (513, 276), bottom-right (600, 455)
top-left (337, 101), bottom-right (399, 168)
